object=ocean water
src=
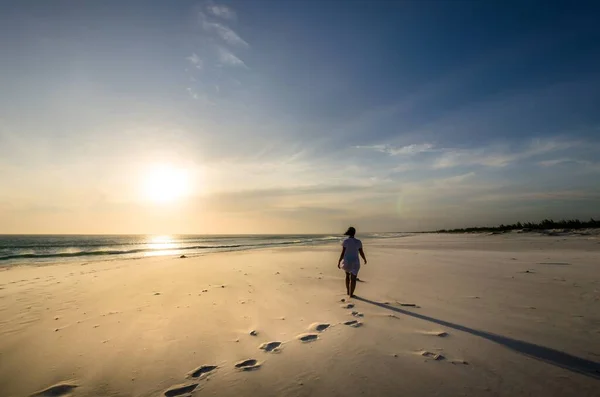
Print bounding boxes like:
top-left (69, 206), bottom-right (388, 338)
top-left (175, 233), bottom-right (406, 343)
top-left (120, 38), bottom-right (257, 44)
top-left (0, 233), bottom-right (404, 266)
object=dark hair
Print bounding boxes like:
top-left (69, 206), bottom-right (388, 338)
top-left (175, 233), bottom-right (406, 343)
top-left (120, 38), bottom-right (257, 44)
top-left (344, 226), bottom-right (356, 237)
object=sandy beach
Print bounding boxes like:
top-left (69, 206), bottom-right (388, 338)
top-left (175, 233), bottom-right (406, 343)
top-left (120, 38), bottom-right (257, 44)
top-left (1, 233), bottom-right (599, 397)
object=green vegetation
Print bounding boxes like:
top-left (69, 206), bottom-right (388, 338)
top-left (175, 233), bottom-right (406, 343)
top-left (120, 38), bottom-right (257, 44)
top-left (435, 218), bottom-right (600, 233)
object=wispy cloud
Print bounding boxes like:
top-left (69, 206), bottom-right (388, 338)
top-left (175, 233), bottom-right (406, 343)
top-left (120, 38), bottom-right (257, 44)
top-left (438, 172), bottom-right (476, 184)
top-left (470, 190), bottom-right (600, 203)
top-left (357, 143), bottom-right (434, 155)
top-left (203, 20), bottom-right (248, 48)
top-left (186, 4), bottom-right (249, 100)
top-left (206, 3), bottom-right (236, 20)
top-left (197, 5), bottom-right (249, 67)
top-left (433, 149), bottom-right (511, 169)
top-left (538, 158), bottom-right (589, 167)
top-left (402, 172), bottom-right (480, 197)
top-left (217, 46), bottom-right (247, 67)
top-left (186, 53), bottom-right (203, 69)
top-left (539, 158), bottom-right (573, 167)
top-left (432, 139), bottom-right (578, 169)
top-left (537, 158), bottom-right (600, 173)
top-left (186, 87), bottom-right (199, 100)
top-left (390, 163), bottom-right (418, 173)
top-left (357, 138), bottom-right (578, 169)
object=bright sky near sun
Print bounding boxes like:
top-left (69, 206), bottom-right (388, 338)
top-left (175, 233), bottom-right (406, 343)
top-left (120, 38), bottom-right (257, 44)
top-left (1, 1), bottom-right (599, 234)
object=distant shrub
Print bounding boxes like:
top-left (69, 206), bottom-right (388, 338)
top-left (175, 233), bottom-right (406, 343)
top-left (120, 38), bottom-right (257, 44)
top-left (434, 218), bottom-right (599, 233)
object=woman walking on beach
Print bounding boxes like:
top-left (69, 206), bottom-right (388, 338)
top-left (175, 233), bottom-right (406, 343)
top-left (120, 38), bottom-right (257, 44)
top-left (338, 227), bottom-right (367, 297)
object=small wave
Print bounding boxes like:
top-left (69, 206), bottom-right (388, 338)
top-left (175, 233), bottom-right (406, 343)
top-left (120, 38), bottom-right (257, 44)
top-left (0, 245), bottom-right (234, 261)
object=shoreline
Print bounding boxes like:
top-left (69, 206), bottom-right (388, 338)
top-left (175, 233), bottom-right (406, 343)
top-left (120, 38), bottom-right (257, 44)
top-left (0, 233), bottom-right (411, 268)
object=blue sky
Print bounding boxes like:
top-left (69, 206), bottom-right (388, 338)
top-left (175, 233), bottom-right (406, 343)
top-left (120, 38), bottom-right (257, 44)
top-left (0, 0), bottom-right (599, 233)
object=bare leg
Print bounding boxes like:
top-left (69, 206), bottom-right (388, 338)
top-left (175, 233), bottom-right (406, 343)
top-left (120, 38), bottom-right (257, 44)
top-left (345, 272), bottom-right (351, 296)
top-left (350, 274), bottom-right (357, 297)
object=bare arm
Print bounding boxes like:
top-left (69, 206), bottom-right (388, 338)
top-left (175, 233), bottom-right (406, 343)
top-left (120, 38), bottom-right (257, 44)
top-left (359, 248), bottom-right (367, 264)
top-left (338, 247), bottom-right (346, 268)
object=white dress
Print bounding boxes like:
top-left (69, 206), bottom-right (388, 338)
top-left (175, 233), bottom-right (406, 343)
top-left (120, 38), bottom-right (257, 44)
top-left (341, 237), bottom-right (362, 275)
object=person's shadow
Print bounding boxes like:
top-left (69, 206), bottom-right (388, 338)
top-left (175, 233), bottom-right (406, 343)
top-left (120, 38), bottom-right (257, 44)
top-left (353, 296), bottom-right (600, 380)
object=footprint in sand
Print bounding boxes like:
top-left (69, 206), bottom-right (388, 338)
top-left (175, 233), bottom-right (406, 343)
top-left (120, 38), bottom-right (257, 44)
top-left (297, 333), bottom-right (319, 342)
top-left (31, 383), bottom-right (78, 396)
top-left (396, 302), bottom-right (419, 308)
top-left (343, 320), bottom-right (362, 327)
top-left (351, 311), bottom-right (364, 317)
top-left (235, 359), bottom-right (261, 371)
top-left (451, 360), bottom-right (469, 365)
top-left (187, 365), bottom-right (218, 379)
top-left (259, 341), bottom-right (282, 352)
top-left (163, 383), bottom-right (199, 396)
top-left (308, 323), bottom-right (330, 332)
top-left (421, 351), bottom-right (445, 360)
top-left (341, 303), bottom-right (355, 309)
top-left (423, 331), bottom-right (449, 337)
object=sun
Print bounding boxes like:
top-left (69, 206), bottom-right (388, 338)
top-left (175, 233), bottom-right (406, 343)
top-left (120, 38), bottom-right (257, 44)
top-left (142, 164), bottom-right (190, 203)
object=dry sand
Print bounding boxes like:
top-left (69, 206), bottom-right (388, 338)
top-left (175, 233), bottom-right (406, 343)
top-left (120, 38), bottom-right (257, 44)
top-left (1, 233), bottom-right (599, 396)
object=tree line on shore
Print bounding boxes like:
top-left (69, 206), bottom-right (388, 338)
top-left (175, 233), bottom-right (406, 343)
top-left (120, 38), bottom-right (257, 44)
top-left (434, 218), bottom-right (600, 233)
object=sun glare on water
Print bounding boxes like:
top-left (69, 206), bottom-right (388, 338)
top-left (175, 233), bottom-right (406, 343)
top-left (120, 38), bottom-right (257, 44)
top-left (142, 165), bottom-right (190, 203)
